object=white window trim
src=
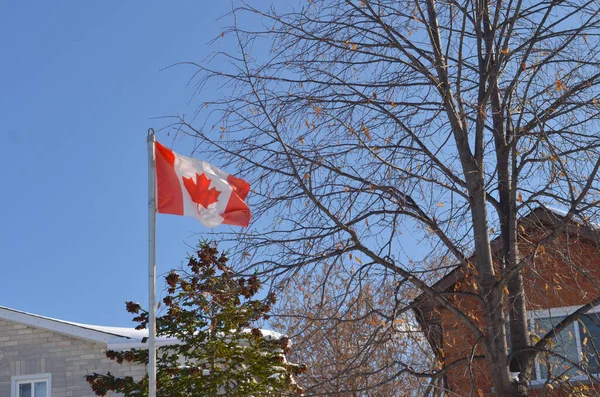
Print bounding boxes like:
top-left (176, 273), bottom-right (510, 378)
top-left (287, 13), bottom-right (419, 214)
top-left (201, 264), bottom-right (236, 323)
top-left (11, 373), bottom-right (52, 397)
top-left (528, 305), bottom-right (600, 385)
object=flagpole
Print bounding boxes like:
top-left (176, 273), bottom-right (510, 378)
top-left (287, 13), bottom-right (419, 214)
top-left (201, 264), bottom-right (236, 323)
top-left (147, 130), bottom-right (157, 397)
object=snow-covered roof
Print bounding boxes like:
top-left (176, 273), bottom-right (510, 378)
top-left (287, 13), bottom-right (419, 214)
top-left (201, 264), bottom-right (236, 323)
top-left (0, 306), bottom-right (175, 349)
top-left (544, 206), bottom-right (600, 230)
top-left (0, 306), bottom-right (284, 350)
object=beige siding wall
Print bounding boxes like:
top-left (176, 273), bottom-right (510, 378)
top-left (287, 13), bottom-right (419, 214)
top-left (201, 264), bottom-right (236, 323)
top-left (0, 319), bottom-right (145, 397)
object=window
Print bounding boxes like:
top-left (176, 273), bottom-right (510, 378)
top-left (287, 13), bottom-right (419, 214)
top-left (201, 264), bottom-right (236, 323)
top-left (11, 374), bottom-right (51, 397)
top-left (529, 307), bottom-right (600, 382)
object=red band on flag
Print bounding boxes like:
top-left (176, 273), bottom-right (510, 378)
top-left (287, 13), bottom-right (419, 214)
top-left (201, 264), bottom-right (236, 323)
top-left (155, 142), bottom-right (183, 215)
top-left (222, 174), bottom-right (252, 227)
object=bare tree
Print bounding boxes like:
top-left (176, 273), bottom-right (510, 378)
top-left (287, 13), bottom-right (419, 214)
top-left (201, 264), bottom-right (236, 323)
top-left (170, 0), bottom-right (600, 395)
top-left (271, 261), bottom-right (435, 396)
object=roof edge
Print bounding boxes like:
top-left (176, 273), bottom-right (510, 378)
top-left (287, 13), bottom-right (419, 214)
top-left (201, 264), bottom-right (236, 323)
top-left (414, 205), bottom-right (600, 308)
top-left (0, 306), bottom-right (132, 345)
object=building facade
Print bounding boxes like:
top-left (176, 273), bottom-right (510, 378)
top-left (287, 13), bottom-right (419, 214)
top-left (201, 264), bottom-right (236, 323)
top-left (0, 306), bottom-right (149, 397)
top-left (415, 207), bottom-right (600, 396)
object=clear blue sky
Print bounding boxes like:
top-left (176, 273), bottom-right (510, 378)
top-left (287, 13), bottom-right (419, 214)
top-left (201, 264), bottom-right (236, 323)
top-left (0, 2), bottom-right (251, 326)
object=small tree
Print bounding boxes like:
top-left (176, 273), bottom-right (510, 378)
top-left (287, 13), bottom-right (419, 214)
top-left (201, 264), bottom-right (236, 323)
top-left (272, 262), bottom-right (435, 396)
top-left (86, 243), bottom-right (305, 397)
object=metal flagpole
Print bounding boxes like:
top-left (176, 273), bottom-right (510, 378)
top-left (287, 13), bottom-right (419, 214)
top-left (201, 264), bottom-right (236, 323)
top-left (147, 130), bottom-right (157, 397)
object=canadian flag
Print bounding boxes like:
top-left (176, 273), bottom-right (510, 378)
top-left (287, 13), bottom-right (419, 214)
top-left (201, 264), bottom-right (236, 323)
top-left (154, 141), bottom-right (251, 228)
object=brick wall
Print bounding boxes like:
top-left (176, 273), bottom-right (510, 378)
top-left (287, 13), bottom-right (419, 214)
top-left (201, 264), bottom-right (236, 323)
top-left (438, 232), bottom-right (600, 396)
top-left (0, 319), bottom-right (145, 397)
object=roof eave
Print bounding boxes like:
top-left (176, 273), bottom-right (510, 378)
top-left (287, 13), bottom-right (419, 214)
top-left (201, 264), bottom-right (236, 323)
top-left (0, 306), bottom-right (130, 345)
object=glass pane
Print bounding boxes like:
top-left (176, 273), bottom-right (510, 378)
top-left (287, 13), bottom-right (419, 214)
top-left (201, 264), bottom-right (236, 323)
top-left (19, 383), bottom-right (32, 397)
top-left (534, 317), bottom-right (579, 379)
top-left (580, 313), bottom-right (600, 374)
top-left (34, 381), bottom-right (47, 397)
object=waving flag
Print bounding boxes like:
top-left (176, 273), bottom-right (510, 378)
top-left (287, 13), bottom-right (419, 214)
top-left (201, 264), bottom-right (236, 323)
top-left (154, 141), bottom-right (251, 228)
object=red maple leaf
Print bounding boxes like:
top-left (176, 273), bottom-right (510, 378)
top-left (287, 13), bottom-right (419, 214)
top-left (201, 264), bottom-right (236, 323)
top-left (182, 173), bottom-right (221, 209)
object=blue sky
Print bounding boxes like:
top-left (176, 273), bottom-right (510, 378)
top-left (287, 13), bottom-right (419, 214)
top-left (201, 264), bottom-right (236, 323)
top-left (0, 2), bottom-right (251, 326)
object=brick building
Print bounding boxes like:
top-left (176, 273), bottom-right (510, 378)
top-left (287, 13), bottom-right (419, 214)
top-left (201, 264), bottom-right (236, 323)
top-left (414, 207), bottom-right (600, 396)
top-left (0, 306), bottom-right (155, 397)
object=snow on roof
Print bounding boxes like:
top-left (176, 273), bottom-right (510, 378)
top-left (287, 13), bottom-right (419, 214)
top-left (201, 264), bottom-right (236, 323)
top-left (65, 323), bottom-right (149, 339)
top-left (242, 328), bottom-right (284, 341)
top-left (0, 306), bottom-right (283, 350)
top-left (543, 206), bottom-right (600, 230)
top-left (0, 305), bottom-right (165, 348)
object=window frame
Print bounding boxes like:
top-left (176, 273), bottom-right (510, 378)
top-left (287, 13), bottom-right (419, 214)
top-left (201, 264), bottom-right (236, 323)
top-left (10, 373), bottom-right (52, 397)
top-left (528, 305), bottom-right (600, 383)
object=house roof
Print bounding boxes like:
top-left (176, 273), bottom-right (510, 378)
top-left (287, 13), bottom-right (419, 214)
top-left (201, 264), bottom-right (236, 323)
top-left (416, 205), bottom-right (600, 302)
top-left (0, 305), bottom-right (175, 349)
top-left (0, 306), bottom-right (284, 351)
top-left (411, 205), bottom-right (600, 360)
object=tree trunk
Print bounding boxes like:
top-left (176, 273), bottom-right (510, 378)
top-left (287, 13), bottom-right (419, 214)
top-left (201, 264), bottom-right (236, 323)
top-left (468, 178), bottom-right (515, 396)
